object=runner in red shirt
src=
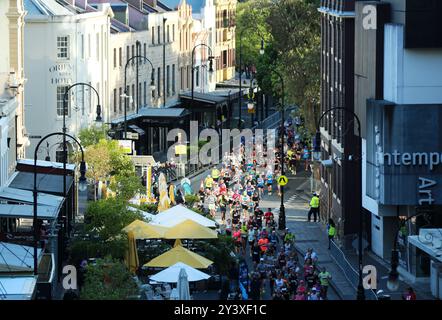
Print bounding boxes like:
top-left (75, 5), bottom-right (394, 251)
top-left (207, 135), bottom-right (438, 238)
top-left (264, 208), bottom-right (274, 226)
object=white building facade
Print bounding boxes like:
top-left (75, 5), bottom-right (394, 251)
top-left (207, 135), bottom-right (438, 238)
top-left (24, 0), bottom-right (111, 161)
top-left (0, 0), bottom-right (27, 187)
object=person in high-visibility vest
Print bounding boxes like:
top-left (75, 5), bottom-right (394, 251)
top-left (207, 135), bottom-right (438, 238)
top-left (308, 192), bottom-right (320, 222)
top-left (211, 168), bottom-right (220, 182)
top-left (327, 218), bottom-right (336, 250)
top-left (205, 175), bottom-right (214, 189)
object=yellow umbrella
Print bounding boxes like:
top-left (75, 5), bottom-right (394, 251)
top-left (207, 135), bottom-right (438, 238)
top-left (144, 244), bottom-right (213, 269)
top-left (125, 231), bottom-right (139, 274)
top-left (162, 219), bottom-right (218, 239)
top-left (122, 220), bottom-right (168, 239)
top-left (169, 184), bottom-right (175, 205)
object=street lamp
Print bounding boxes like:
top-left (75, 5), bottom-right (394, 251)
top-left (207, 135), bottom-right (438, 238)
top-left (238, 29), bottom-right (265, 129)
top-left (313, 107), bottom-right (365, 300)
top-left (33, 132), bottom-right (86, 275)
top-left (191, 43), bottom-right (214, 108)
top-left (123, 55), bottom-right (155, 139)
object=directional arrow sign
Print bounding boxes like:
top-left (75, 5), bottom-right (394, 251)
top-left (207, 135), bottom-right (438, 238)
top-left (277, 175), bottom-right (288, 186)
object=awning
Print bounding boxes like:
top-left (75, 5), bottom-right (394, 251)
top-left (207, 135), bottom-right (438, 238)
top-left (0, 204), bottom-right (60, 220)
top-left (129, 125), bottom-right (145, 136)
top-left (16, 159), bottom-right (76, 171)
top-left (408, 229), bottom-right (442, 263)
top-left (0, 276), bottom-right (37, 300)
top-left (179, 92), bottom-right (229, 106)
top-left (8, 172), bottom-right (73, 195)
top-left (0, 187), bottom-right (64, 209)
top-left (111, 107), bottom-right (190, 124)
top-left (0, 242), bottom-right (43, 272)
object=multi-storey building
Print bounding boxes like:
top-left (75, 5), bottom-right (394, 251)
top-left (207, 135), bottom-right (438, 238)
top-left (214, 0), bottom-right (235, 82)
top-left (23, 0), bottom-right (111, 161)
top-left (0, 0), bottom-right (27, 186)
top-left (318, 0), bottom-right (360, 246)
top-left (354, 0), bottom-right (442, 297)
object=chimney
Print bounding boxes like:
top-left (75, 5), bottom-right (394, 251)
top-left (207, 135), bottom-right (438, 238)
top-left (125, 0), bottom-right (144, 10)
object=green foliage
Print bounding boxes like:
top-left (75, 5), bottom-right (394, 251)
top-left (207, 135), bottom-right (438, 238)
top-left (195, 235), bottom-right (235, 275)
top-left (84, 198), bottom-right (143, 241)
top-left (78, 126), bottom-right (108, 147)
top-left (135, 203), bottom-right (159, 214)
top-left (110, 173), bottom-right (143, 201)
top-left (184, 194), bottom-right (200, 207)
top-left (68, 237), bottom-right (127, 266)
top-left (80, 257), bottom-right (138, 300)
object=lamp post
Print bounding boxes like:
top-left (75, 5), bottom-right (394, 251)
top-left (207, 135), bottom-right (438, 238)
top-left (312, 106), bottom-right (364, 300)
top-left (238, 28), bottom-right (265, 129)
top-left (63, 83), bottom-right (101, 235)
top-left (191, 44), bottom-right (214, 109)
top-left (33, 132), bottom-right (87, 275)
top-left (123, 55), bottom-right (155, 139)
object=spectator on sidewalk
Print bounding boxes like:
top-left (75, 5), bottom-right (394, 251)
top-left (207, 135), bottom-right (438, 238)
top-left (327, 219), bottom-right (336, 249)
top-left (308, 192), bottom-right (320, 222)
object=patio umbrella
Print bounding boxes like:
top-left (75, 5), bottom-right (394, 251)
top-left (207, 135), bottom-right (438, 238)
top-left (122, 220), bottom-right (167, 239)
top-left (162, 219), bottom-right (218, 239)
top-left (169, 184), bottom-right (175, 205)
top-left (125, 231), bottom-right (139, 274)
top-left (157, 173), bottom-right (170, 212)
top-left (144, 244), bottom-right (213, 269)
top-left (149, 262), bottom-right (211, 283)
top-left (152, 205), bottom-right (216, 228)
top-left (177, 268), bottom-right (191, 300)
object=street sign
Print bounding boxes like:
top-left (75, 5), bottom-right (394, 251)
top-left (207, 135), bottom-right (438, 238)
top-left (124, 132), bottom-right (139, 140)
top-left (118, 140), bottom-right (132, 154)
top-left (277, 175), bottom-right (288, 186)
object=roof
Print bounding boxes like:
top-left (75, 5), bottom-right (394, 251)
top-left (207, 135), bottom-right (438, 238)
top-left (111, 107), bottom-right (190, 124)
top-left (92, 0), bottom-right (148, 30)
top-left (24, 0), bottom-right (74, 16)
top-left (0, 187), bottom-right (64, 209)
top-left (0, 204), bottom-right (60, 220)
top-left (17, 159), bottom-right (76, 171)
top-left (9, 172), bottom-right (74, 195)
top-left (0, 276), bottom-right (37, 300)
top-left (161, 0), bottom-right (204, 12)
top-left (179, 91), bottom-right (229, 105)
top-left (0, 242), bottom-right (43, 273)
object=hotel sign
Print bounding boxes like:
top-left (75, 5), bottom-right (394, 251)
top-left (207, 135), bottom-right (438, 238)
top-left (49, 63), bottom-right (73, 85)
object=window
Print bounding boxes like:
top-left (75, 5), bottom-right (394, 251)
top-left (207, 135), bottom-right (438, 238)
top-left (172, 24), bottom-right (175, 41)
top-left (126, 46), bottom-right (129, 64)
top-left (56, 86), bottom-right (69, 117)
top-left (119, 87), bottom-right (122, 113)
top-left (166, 65), bottom-right (170, 96)
top-left (167, 25), bottom-right (170, 43)
top-left (113, 48), bottom-right (116, 68)
top-left (186, 66), bottom-right (190, 89)
top-left (57, 36), bottom-right (69, 59)
top-left (180, 67), bottom-right (184, 90)
top-left (138, 82), bottom-right (141, 108)
top-left (143, 43), bottom-right (147, 63)
top-left (151, 27), bottom-right (155, 44)
top-left (157, 67), bottom-right (161, 96)
top-left (131, 84), bottom-right (135, 109)
top-left (157, 26), bottom-right (161, 44)
top-left (119, 47), bottom-right (122, 67)
top-left (81, 34), bottom-right (84, 59)
top-left (131, 45), bottom-right (135, 64)
top-left (96, 33), bottom-right (99, 60)
top-left (144, 81), bottom-right (147, 106)
top-left (196, 66), bottom-right (200, 87)
top-left (151, 70), bottom-right (156, 98)
top-left (113, 88), bottom-right (117, 113)
top-left (88, 34), bottom-right (91, 58)
top-left (172, 64), bottom-right (176, 94)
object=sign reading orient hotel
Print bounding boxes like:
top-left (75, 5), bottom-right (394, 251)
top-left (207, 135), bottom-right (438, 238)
top-left (383, 151), bottom-right (440, 205)
top-left (49, 63), bottom-right (73, 85)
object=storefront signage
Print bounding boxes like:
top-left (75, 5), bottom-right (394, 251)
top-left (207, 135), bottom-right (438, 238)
top-left (49, 63), bottom-right (73, 85)
top-left (383, 151), bottom-right (442, 171)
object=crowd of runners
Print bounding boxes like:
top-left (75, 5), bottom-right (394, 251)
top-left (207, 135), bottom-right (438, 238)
top-left (187, 123), bottom-right (333, 300)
